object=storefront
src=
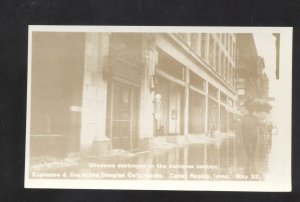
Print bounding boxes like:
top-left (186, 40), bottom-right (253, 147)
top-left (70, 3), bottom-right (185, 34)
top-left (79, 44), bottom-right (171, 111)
top-left (220, 92), bottom-right (228, 133)
top-left (153, 50), bottom-right (186, 136)
top-left (207, 84), bottom-right (220, 136)
top-left (188, 72), bottom-right (206, 134)
top-left (153, 76), bottom-right (184, 136)
top-left (188, 91), bottom-right (205, 134)
top-left (29, 32), bottom-right (239, 157)
top-left (105, 33), bottom-right (143, 150)
top-left (106, 80), bottom-right (140, 150)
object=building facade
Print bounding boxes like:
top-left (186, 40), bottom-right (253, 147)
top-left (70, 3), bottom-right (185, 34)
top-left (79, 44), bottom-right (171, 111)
top-left (235, 34), bottom-right (269, 105)
top-left (29, 32), bottom-right (238, 157)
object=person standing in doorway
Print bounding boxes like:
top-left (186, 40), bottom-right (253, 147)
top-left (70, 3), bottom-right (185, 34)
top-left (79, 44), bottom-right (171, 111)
top-left (240, 100), bottom-right (260, 175)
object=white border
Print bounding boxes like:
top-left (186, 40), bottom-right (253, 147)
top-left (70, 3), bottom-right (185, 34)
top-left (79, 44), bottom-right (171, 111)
top-left (25, 26), bottom-right (292, 191)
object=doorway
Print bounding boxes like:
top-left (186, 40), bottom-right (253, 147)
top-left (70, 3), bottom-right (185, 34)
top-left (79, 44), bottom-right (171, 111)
top-left (106, 80), bottom-right (139, 150)
top-left (154, 76), bottom-right (184, 136)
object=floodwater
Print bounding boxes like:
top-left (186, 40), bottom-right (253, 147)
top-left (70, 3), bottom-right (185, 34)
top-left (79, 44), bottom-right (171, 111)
top-left (30, 134), bottom-right (273, 181)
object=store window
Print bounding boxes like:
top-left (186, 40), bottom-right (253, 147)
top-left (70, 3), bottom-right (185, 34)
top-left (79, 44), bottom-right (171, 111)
top-left (208, 84), bottom-right (218, 99)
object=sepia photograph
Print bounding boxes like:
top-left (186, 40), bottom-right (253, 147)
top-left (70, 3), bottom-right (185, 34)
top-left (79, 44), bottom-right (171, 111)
top-left (24, 26), bottom-right (292, 191)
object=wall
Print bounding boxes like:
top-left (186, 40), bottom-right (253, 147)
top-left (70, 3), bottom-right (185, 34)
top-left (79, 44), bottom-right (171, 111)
top-left (30, 32), bottom-right (85, 155)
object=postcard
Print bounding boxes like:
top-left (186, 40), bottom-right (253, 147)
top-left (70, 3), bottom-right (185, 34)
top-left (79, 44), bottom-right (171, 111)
top-left (25, 26), bottom-right (292, 191)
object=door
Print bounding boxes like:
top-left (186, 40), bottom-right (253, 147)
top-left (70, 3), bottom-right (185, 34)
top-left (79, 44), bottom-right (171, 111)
top-left (107, 81), bottom-right (139, 150)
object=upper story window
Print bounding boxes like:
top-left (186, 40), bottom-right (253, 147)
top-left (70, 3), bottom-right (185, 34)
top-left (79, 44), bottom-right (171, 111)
top-left (215, 45), bottom-right (220, 74)
top-left (178, 33), bottom-right (185, 40)
top-left (191, 34), bottom-right (199, 53)
top-left (228, 35), bottom-right (232, 52)
top-left (200, 33), bottom-right (207, 60)
top-left (221, 53), bottom-right (225, 78)
top-left (208, 84), bottom-right (219, 99)
top-left (224, 57), bottom-right (228, 81)
top-left (221, 33), bottom-right (225, 44)
top-left (178, 33), bottom-right (192, 47)
top-left (190, 72), bottom-right (205, 92)
top-left (220, 92), bottom-right (227, 103)
top-left (233, 41), bottom-right (236, 62)
top-left (208, 35), bottom-right (215, 67)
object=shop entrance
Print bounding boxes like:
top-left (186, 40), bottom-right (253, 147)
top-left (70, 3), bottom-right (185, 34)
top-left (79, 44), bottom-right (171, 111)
top-left (106, 80), bottom-right (139, 150)
top-left (154, 76), bottom-right (184, 136)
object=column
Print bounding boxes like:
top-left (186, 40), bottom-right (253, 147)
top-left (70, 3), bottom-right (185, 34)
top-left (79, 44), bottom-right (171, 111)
top-left (139, 39), bottom-right (157, 140)
top-left (205, 33), bottom-right (209, 62)
top-left (80, 33), bottom-right (110, 154)
top-left (227, 109), bottom-right (229, 133)
top-left (195, 34), bottom-right (201, 55)
top-left (204, 81), bottom-right (209, 134)
top-left (186, 34), bottom-right (191, 47)
top-left (217, 90), bottom-right (221, 133)
top-left (233, 66), bottom-right (236, 88)
top-left (183, 67), bottom-right (190, 136)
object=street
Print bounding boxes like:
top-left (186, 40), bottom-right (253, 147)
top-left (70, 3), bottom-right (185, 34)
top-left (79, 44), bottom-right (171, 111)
top-left (29, 133), bottom-right (274, 181)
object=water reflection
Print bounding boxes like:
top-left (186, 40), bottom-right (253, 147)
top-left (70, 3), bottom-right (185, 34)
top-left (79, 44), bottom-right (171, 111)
top-left (31, 134), bottom-right (273, 181)
top-left (150, 135), bottom-right (272, 180)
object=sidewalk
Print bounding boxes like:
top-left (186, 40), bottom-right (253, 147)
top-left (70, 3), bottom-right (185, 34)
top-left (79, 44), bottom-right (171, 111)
top-left (29, 132), bottom-right (237, 172)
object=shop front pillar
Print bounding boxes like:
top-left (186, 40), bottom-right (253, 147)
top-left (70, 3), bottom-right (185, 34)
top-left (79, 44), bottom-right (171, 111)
top-left (226, 109), bottom-right (230, 133)
top-left (138, 43), bottom-right (157, 148)
top-left (183, 68), bottom-right (190, 136)
top-left (204, 81), bottom-right (209, 134)
top-left (80, 33), bottom-right (110, 155)
top-left (217, 90), bottom-right (221, 133)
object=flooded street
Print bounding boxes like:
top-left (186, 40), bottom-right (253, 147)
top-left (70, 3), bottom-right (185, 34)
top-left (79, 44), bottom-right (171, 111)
top-left (30, 134), bottom-right (273, 181)
top-left (21, 27), bottom-right (292, 193)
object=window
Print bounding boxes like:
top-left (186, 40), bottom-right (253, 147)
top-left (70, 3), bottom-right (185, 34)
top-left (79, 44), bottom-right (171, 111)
top-left (221, 53), bottom-right (225, 77)
top-left (190, 72), bottom-right (205, 91)
top-left (229, 64), bottom-right (232, 85)
top-left (208, 84), bottom-right (218, 98)
top-left (215, 45), bottom-right (220, 74)
top-left (233, 42), bottom-right (236, 61)
top-left (178, 33), bottom-right (185, 40)
top-left (228, 36), bottom-right (232, 56)
top-left (200, 33), bottom-right (207, 59)
top-left (186, 34), bottom-right (191, 46)
top-left (228, 98), bottom-right (233, 106)
top-left (224, 57), bottom-right (228, 81)
top-left (237, 89), bottom-right (245, 95)
top-left (178, 33), bottom-right (190, 45)
top-left (191, 34), bottom-right (199, 53)
top-left (220, 92), bottom-right (227, 103)
top-left (228, 59), bottom-right (231, 83)
top-left (231, 36), bottom-right (234, 57)
top-left (237, 78), bottom-right (245, 83)
top-left (208, 35), bottom-right (215, 67)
